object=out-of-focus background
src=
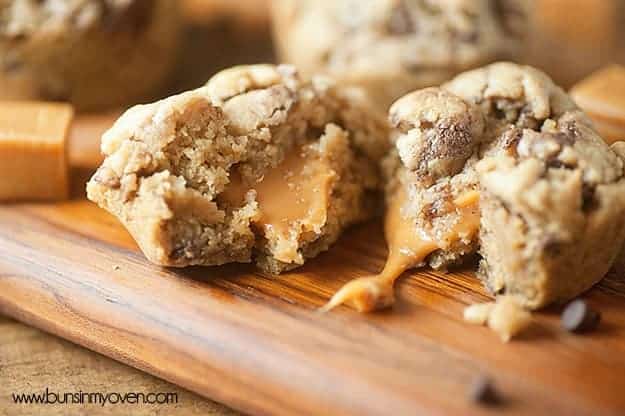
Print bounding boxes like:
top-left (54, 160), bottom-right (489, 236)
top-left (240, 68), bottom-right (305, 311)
top-left (2, 0), bottom-right (624, 113)
top-left (178, 0), bottom-right (625, 95)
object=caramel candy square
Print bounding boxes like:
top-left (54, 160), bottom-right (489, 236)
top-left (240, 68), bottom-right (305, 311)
top-left (571, 65), bottom-right (625, 144)
top-left (0, 101), bottom-right (73, 201)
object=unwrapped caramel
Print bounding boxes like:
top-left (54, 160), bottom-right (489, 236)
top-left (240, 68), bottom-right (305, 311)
top-left (0, 101), bottom-right (73, 201)
top-left (571, 65), bottom-right (625, 144)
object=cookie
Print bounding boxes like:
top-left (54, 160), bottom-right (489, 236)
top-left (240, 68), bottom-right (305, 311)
top-left (452, 63), bottom-right (625, 309)
top-left (87, 64), bottom-right (388, 274)
top-left (270, 0), bottom-right (527, 111)
top-left (324, 62), bottom-right (625, 312)
top-left (0, 0), bottom-right (181, 111)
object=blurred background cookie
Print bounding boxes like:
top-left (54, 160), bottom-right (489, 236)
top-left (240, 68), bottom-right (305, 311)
top-left (270, 0), bottom-right (528, 111)
top-left (0, 0), bottom-right (182, 111)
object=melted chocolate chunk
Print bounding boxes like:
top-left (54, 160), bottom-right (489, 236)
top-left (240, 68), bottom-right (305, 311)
top-left (433, 120), bottom-right (474, 159)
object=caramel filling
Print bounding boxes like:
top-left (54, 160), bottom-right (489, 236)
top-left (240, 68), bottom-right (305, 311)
top-left (322, 188), bottom-right (480, 312)
top-left (221, 146), bottom-right (335, 264)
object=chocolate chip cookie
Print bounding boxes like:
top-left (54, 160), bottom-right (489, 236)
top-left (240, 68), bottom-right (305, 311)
top-left (87, 64), bottom-right (388, 273)
top-left (452, 63), bottom-right (625, 309)
top-left (420, 62), bottom-right (625, 308)
top-left (271, 0), bottom-right (527, 111)
top-left (0, 0), bottom-right (181, 111)
top-left (326, 62), bottom-right (625, 312)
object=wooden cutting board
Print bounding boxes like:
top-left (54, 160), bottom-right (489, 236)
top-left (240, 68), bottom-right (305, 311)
top-left (0, 118), bottom-right (625, 416)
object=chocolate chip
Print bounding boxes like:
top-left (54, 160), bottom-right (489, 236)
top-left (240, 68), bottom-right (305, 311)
top-left (543, 238), bottom-right (562, 257)
top-left (493, 107), bottom-right (507, 120)
top-left (561, 300), bottom-right (601, 333)
top-left (581, 184), bottom-right (598, 212)
top-left (469, 375), bottom-right (500, 406)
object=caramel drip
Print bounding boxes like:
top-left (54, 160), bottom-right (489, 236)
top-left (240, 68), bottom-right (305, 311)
top-left (322, 188), bottom-right (480, 313)
top-left (221, 146), bottom-right (335, 264)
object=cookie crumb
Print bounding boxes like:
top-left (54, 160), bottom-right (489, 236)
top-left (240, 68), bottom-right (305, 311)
top-left (561, 299), bottom-right (601, 333)
top-left (488, 296), bottom-right (532, 342)
top-left (469, 375), bottom-right (500, 405)
top-left (464, 296), bottom-right (531, 342)
top-left (463, 302), bottom-right (494, 325)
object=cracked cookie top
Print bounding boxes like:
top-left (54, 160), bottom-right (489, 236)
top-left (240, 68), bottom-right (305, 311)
top-left (444, 62), bottom-right (625, 239)
top-left (443, 63), bottom-right (623, 180)
top-left (444, 61), bottom-right (578, 132)
top-left (389, 62), bottom-right (625, 248)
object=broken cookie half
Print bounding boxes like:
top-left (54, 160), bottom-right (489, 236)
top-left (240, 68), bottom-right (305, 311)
top-left (87, 64), bottom-right (388, 274)
top-left (325, 62), bottom-right (625, 313)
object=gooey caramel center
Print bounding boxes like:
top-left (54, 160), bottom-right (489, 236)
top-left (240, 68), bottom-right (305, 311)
top-left (221, 145), bottom-right (335, 264)
top-left (322, 188), bottom-right (480, 312)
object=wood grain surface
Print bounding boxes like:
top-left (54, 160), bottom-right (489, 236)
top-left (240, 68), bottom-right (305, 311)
top-left (0, 315), bottom-right (241, 416)
top-left (0, 194), bottom-right (624, 416)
